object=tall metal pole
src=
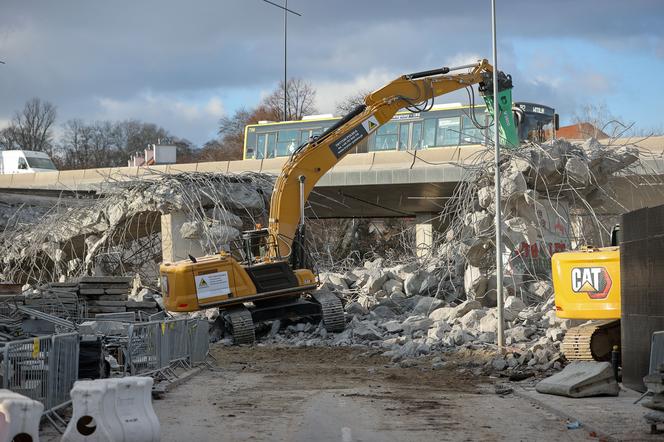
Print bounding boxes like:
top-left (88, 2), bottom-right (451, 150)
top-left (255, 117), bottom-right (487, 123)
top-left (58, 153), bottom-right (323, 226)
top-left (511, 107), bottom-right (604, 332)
top-left (284, 0), bottom-right (288, 121)
top-left (491, 0), bottom-right (505, 351)
top-left (261, 0), bottom-right (300, 120)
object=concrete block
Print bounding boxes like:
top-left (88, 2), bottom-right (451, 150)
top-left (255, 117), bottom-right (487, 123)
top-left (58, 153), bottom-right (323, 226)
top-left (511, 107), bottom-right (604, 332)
top-left (63, 377), bottom-right (160, 442)
top-left (536, 362), bottom-right (619, 398)
top-left (0, 389), bottom-right (43, 442)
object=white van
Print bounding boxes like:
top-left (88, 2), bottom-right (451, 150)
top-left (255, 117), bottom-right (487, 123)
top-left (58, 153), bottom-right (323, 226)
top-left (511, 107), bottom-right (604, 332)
top-left (0, 150), bottom-right (58, 173)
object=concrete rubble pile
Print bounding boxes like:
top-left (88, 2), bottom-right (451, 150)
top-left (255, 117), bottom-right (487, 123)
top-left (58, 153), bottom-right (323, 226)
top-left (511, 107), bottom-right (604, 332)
top-left (237, 139), bottom-right (639, 375)
top-left (436, 137), bottom-right (638, 308)
top-left (0, 172), bottom-right (273, 288)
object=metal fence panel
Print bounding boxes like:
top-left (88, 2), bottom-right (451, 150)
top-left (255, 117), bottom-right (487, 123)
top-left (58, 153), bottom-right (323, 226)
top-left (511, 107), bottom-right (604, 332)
top-left (126, 322), bottom-right (162, 375)
top-left (125, 318), bottom-right (210, 375)
top-left (47, 333), bottom-right (79, 409)
top-left (159, 322), bottom-right (171, 370)
top-left (168, 319), bottom-right (190, 364)
top-left (0, 333), bottom-right (79, 411)
top-left (2, 336), bottom-right (52, 405)
top-left (188, 319), bottom-right (209, 365)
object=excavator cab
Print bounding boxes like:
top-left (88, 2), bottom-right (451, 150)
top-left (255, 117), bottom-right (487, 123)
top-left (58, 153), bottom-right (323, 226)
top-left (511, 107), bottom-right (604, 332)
top-left (241, 228), bottom-right (273, 265)
top-left (513, 102), bottom-right (559, 143)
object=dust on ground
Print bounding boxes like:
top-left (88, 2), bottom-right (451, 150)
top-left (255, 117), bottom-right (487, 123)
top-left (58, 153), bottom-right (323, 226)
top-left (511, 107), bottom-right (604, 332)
top-left (154, 344), bottom-right (588, 442)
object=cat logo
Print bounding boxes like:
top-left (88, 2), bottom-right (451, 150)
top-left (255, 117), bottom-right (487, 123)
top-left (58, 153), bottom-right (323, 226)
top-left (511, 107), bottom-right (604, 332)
top-left (571, 267), bottom-right (612, 299)
top-left (198, 278), bottom-right (208, 289)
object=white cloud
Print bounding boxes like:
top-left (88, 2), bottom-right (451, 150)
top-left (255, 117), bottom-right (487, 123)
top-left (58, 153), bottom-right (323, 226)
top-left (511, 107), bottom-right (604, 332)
top-left (95, 92), bottom-right (225, 142)
top-left (313, 69), bottom-right (396, 115)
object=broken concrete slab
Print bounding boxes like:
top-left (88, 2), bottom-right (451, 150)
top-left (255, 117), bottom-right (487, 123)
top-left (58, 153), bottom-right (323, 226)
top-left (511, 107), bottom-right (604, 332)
top-left (401, 316), bottom-right (433, 335)
top-left (79, 320), bottom-right (129, 336)
top-left (412, 297), bottom-right (443, 316)
top-left (535, 362), bottom-right (619, 398)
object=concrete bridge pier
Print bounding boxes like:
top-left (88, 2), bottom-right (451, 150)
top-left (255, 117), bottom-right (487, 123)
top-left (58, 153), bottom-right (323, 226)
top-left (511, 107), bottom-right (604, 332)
top-left (161, 211), bottom-right (205, 263)
top-left (415, 213), bottom-right (436, 258)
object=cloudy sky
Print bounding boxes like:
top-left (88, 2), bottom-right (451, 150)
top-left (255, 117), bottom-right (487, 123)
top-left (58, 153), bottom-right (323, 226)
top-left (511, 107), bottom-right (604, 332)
top-left (1, 1), bottom-right (662, 145)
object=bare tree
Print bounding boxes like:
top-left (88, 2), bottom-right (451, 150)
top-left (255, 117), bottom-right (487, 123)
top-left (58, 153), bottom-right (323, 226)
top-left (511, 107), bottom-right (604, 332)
top-left (262, 78), bottom-right (317, 121)
top-left (212, 105), bottom-right (281, 161)
top-left (0, 98), bottom-right (57, 153)
top-left (335, 89), bottom-right (371, 116)
top-left (57, 119), bottom-right (187, 169)
top-left (572, 103), bottom-right (629, 138)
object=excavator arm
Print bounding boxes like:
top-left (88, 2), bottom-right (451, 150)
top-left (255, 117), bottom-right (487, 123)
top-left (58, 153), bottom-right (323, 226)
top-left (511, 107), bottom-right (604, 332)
top-left (268, 59), bottom-right (518, 260)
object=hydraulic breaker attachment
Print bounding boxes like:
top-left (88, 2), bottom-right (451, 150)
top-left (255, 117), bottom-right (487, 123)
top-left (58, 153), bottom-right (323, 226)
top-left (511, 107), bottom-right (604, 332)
top-left (480, 71), bottom-right (519, 148)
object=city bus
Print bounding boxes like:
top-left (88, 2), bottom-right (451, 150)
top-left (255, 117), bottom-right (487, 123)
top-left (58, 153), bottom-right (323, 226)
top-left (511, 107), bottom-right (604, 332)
top-left (243, 102), bottom-right (557, 160)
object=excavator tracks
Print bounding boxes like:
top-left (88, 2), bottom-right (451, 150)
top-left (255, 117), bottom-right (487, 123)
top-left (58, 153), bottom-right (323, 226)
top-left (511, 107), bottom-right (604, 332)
top-left (226, 307), bottom-right (256, 345)
top-left (560, 319), bottom-right (621, 361)
top-left (312, 291), bottom-right (345, 332)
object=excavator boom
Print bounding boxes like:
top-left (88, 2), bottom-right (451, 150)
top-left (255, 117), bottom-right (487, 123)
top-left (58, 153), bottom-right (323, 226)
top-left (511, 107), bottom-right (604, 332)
top-left (268, 59), bottom-right (517, 258)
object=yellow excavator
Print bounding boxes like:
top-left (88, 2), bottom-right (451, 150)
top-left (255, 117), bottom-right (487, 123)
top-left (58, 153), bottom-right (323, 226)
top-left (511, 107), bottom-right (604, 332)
top-left (552, 227), bottom-right (622, 361)
top-left (159, 59), bottom-right (520, 344)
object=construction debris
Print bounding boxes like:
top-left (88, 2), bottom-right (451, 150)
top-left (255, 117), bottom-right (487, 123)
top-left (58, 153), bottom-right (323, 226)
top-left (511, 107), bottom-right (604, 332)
top-left (0, 138), bottom-right (648, 380)
top-left (220, 137), bottom-right (643, 376)
top-left (535, 361), bottom-right (619, 397)
top-left (0, 172), bottom-right (273, 289)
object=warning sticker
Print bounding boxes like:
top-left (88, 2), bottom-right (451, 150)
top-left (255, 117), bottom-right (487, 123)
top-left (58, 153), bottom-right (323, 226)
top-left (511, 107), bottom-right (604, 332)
top-left (329, 116), bottom-right (381, 158)
top-left (361, 116), bottom-right (379, 133)
top-left (194, 271), bottom-right (231, 300)
top-left (329, 124), bottom-right (367, 158)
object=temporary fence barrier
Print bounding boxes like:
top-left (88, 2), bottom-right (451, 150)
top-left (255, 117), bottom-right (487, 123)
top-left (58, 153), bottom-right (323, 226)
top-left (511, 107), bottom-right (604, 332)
top-left (167, 319), bottom-right (190, 368)
top-left (0, 332), bottom-right (79, 412)
top-left (126, 322), bottom-right (162, 376)
top-left (125, 318), bottom-right (210, 377)
top-left (0, 317), bottom-right (209, 435)
top-left (188, 319), bottom-right (210, 365)
top-left (48, 333), bottom-right (80, 409)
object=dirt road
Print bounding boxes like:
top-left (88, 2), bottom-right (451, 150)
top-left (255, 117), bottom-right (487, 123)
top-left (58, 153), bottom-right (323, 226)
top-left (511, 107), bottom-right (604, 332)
top-left (154, 345), bottom-right (588, 441)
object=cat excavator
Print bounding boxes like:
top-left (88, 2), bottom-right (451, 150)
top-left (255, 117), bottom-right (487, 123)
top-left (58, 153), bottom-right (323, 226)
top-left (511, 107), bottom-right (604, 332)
top-left (552, 227), bottom-right (622, 361)
top-left (159, 59), bottom-right (519, 344)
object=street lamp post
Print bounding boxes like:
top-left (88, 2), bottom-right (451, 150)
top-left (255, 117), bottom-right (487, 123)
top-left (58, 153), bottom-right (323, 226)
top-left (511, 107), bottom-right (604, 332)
top-left (261, 0), bottom-right (301, 121)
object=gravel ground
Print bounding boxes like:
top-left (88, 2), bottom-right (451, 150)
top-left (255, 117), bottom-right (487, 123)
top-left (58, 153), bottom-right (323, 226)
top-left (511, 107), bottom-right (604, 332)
top-left (153, 344), bottom-right (591, 441)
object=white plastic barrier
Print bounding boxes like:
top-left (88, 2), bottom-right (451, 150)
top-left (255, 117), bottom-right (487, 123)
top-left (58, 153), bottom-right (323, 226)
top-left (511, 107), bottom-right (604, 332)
top-left (62, 377), bottom-right (160, 442)
top-left (0, 389), bottom-right (43, 442)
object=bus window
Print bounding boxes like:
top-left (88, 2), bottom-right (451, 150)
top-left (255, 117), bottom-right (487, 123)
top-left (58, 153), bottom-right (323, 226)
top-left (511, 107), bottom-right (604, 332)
top-left (373, 122), bottom-right (398, 151)
top-left (411, 122), bottom-right (423, 150)
top-left (266, 132), bottom-right (277, 158)
top-left (436, 117), bottom-right (460, 146)
top-left (423, 118), bottom-right (436, 148)
top-left (255, 134), bottom-right (266, 159)
top-left (461, 115), bottom-right (485, 145)
top-left (277, 130), bottom-right (298, 156)
top-left (299, 128), bottom-right (323, 144)
top-left (398, 123), bottom-right (409, 150)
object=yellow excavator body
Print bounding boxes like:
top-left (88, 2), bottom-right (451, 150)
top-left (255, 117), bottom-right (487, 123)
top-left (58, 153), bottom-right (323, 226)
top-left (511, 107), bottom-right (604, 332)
top-left (161, 252), bottom-right (316, 312)
top-left (552, 246), bottom-right (621, 361)
top-left (552, 246), bottom-right (621, 320)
